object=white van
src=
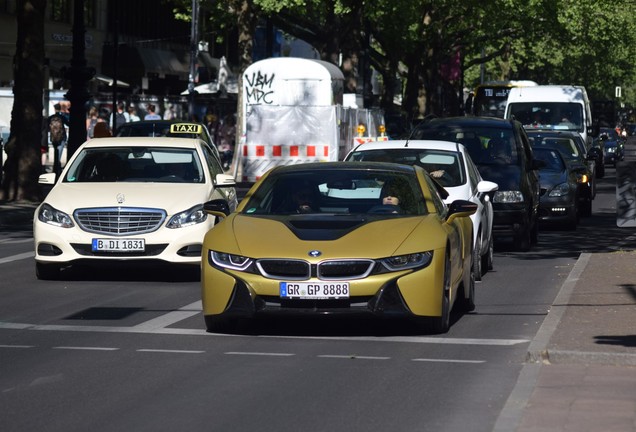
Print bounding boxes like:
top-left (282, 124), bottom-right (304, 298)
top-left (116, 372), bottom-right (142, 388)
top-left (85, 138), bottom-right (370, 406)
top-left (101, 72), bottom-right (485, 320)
top-left (504, 85), bottom-right (594, 146)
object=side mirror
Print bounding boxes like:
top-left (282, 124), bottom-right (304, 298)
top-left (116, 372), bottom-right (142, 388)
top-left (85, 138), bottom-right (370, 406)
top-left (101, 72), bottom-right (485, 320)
top-left (38, 173), bottom-right (57, 185)
top-left (446, 199), bottom-right (477, 224)
top-left (203, 199), bottom-right (231, 218)
top-left (215, 173), bottom-right (236, 188)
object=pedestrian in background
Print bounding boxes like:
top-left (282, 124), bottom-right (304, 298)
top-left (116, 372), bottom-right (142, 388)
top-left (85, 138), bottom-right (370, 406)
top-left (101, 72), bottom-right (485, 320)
top-left (86, 106), bottom-right (99, 139)
top-left (144, 104), bottom-right (161, 120)
top-left (127, 105), bottom-right (140, 122)
top-left (48, 103), bottom-right (67, 176)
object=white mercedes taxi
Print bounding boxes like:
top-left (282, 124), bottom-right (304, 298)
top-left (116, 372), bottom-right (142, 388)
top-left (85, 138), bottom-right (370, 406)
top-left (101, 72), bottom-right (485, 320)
top-left (34, 136), bottom-right (237, 279)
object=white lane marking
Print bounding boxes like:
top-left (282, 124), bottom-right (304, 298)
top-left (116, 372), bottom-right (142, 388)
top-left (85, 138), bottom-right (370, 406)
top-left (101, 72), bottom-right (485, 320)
top-left (137, 349), bottom-right (204, 354)
top-left (266, 335), bottom-right (530, 346)
top-left (0, 321), bottom-right (529, 345)
top-left (0, 251), bottom-right (34, 265)
top-left (53, 346), bottom-right (119, 351)
top-left (318, 355), bottom-right (390, 360)
top-left (412, 358), bottom-right (486, 364)
top-left (0, 344), bottom-right (34, 348)
top-left (225, 352), bottom-right (295, 357)
top-left (132, 301), bottom-right (201, 331)
top-left (0, 238), bottom-right (33, 244)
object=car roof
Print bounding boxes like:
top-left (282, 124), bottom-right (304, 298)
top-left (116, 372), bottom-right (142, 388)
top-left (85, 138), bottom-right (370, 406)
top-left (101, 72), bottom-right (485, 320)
top-left (352, 139), bottom-right (465, 152)
top-left (424, 116), bottom-right (515, 128)
top-left (270, 161), bottom-right (419, 175)
top-left (81, 136), bottom-right (202, 150)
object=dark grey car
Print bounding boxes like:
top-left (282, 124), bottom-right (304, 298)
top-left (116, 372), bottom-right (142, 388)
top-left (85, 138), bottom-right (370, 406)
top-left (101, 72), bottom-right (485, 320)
top-left (411, 117), bottom-right (542, 251)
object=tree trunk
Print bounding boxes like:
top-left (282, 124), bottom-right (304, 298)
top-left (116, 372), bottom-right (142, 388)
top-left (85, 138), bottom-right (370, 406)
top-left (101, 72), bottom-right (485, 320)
top-left (1, 0), bottom-right (45, 202)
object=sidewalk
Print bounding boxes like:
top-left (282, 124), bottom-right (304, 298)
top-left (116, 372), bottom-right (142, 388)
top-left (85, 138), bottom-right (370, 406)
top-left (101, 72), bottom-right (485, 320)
top-left (496, 251), bottom-right (636, 432)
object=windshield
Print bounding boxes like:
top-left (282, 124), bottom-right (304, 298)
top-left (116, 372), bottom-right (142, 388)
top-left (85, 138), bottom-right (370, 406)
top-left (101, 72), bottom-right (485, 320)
top-left (529, 136), bottom-right (580, 162)
top-left (413, 124), bottom-right (520, 166)
top-left (64, 147), bottom-right (206, 183)
top-left (533, 148), bottom-right (565, 172)
top-left (242, 169), bottom-right (427, 216)
top-left (347, 148), bottom-right (466, 188)
top-left (473, 86), bottom-right (512, 117)
top-left (507, 102), bottom-right (584, 132)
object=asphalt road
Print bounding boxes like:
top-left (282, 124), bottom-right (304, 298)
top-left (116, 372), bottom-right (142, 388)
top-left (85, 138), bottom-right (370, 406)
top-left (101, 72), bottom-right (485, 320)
top-left (0, 142), bottom-right (631, 432)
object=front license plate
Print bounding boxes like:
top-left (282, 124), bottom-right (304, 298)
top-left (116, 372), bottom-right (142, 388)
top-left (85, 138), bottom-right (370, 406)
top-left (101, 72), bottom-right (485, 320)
top-left (280, 282), bottom-right (350, 299)
top-left (92, 238), bottom-right (145, 252)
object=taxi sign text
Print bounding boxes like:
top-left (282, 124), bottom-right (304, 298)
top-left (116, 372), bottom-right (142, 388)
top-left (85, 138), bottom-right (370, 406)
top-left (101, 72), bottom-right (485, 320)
top-left (170, 123), bottom-right (202, 134)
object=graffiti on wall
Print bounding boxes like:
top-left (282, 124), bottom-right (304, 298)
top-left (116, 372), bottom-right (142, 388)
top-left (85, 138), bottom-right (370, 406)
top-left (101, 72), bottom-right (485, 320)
top-left (244, 70), bottom-right (275, 105)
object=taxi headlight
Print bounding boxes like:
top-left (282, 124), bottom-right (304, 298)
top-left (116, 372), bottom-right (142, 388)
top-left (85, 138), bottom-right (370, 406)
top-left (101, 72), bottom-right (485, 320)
top-left (607, 147), bottom-right (616, 153)
top-left (548, 183), bottom-right (570, 197)
top-left (38, 203), bottom-right (74, 228)
top-left (493, 190), bottom-right (524, 203)
top-left (210, 251), bottom-right (253, 271)
top-left (167, 204), bottom-right (207, 228)
top-left (381, 251), bottom-right (433, 271)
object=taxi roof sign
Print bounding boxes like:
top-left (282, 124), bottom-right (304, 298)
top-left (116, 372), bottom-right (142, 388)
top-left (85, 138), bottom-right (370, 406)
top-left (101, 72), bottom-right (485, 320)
top-left (170, 123), bottom-right (203, 134)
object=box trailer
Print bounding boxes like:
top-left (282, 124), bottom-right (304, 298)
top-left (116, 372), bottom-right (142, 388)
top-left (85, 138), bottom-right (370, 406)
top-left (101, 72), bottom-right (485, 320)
top-left (236, 57), bottom-right (385, 182)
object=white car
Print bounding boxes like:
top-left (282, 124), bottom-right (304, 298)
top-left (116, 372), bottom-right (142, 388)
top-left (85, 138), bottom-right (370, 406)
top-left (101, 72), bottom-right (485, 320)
top-left (34, 137), bottom-right (237, 280)
top-left (345, 140), bottom-right (498, 280)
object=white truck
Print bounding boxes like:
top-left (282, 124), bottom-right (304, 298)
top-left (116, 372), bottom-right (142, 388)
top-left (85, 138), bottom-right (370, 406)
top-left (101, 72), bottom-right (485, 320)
top-left (504, 85), bottom-right (594, 147)
top-left (236, 57), bottom-right (385, 182)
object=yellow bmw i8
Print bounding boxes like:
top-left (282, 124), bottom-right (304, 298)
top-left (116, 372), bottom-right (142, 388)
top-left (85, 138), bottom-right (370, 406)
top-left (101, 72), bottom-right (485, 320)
top-left (201, 162), bottom-right (477, 334)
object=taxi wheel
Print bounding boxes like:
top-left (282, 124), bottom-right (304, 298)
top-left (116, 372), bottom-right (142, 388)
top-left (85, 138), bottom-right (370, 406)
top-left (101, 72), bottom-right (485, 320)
top-left (204, 315), bottom-right (238, 334)
top-left (36, 262), bottom-right (60, 280)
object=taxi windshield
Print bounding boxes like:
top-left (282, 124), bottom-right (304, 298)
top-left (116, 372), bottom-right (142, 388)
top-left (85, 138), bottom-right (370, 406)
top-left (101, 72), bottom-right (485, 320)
top-left (64, 147), bottom-right (205, 183)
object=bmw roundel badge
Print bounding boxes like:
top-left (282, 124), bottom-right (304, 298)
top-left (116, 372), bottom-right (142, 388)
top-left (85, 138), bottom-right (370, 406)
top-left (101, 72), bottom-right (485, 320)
top-left (308, 250), bottom-right (322, 257)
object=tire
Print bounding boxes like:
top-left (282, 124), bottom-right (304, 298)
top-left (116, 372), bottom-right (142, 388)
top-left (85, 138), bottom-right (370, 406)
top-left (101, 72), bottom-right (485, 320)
top-left (482, 235), bottom-right (494, 272)
top-left (458, 261), bottom-right (476, 313)
top-left (36, 262), bottom-right (60, 280)
top-left (513, 228), bottom-right (531, 252)
top-left (580, 199), bottom-right (592, 217)
top-left (204, 315), bottom-right (239, 334)
top-left (472, 239), bottom-right (482, 281)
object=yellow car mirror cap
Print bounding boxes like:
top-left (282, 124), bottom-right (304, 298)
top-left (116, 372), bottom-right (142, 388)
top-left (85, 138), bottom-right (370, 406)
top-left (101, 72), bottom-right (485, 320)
top-left (203, 199), bottom-right (231, 217)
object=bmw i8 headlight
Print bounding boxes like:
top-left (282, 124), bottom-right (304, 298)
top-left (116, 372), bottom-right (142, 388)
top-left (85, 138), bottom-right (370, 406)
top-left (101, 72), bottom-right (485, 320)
top-left (167, 204), bottom-right (207, 228)
top-left (548, 183), bottom-right (571, 197)
top-left (210, 251), bottom-right (253, 271)
top-left (38, 203), bottom-right (74, 228)
top-left (493, 190), bottom-right (524, 203)
top-left (381, 251), bottom-right (433, 271)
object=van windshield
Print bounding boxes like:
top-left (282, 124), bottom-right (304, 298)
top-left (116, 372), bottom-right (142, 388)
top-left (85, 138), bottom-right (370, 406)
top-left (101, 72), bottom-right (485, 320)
top-left (507, 102), bottom-right (584, 133)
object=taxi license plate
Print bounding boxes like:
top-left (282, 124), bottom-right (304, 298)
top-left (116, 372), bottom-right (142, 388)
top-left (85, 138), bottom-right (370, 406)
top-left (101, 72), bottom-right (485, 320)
top-left (92, 238), bottom-right (145, 252)
top-left (280, 282), bottom-right (350, 299)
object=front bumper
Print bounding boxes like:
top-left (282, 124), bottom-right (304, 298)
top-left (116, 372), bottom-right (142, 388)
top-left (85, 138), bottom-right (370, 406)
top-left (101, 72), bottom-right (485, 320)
top-left (201, 249), bottom-right (447, 320)
top-left (34, 217), bottom-right (214, 266)
top-left (491, 204), bottom-right (530, 237)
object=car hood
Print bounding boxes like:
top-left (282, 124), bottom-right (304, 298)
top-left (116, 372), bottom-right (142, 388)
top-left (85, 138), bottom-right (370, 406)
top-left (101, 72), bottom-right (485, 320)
top-left (476, 164), bottom-right (521, 190)
top-left (44, 182), bottom-right (210, 214)
top-left (209, 213), bottom-right (447, 258)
